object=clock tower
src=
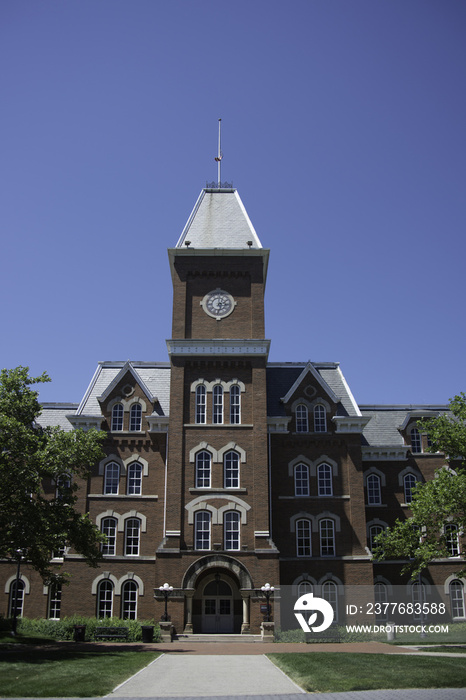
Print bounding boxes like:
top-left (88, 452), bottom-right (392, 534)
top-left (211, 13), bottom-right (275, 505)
top-left (159, 185), bottom-right (279, 634)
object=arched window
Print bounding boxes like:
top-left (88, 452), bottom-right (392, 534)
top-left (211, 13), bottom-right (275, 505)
top-left (296, 404), bottom-right (308, 432)
top-left (125, 518), bottom-right (141, 556)
top-left (367, 474), bottom-right (381, 505)
top-left (296, 519), bottom-right (312, 557)
top-left (194, 511), bottom-right (211, 550)
top-left (230, 384), bottom-right (241, 424)
top-left (101, 517), bottom-right (117, 556)
top-left (97, 579), bottom-right (113, 618)
top-left (314, 405), bottom-right (327, 432)
top-left (295, 463), bottom-right (310, 496)
top-left (321, 580), bottom-right (338, 621)
top-left (213, 385), bottom-right (224, 424)
top-left (127, 462), bottom-right (142, 495)
top-left (297, 580), bottom-right (312, 596)
top-left (121, 580), bottom-right (138, 620)
top-left (369, 524), bottom-right (384, 552)
top-left (111, 403), bottom-right (124, 431)
top-left (410, 428), bottom-right (422, 453)
top-left (195, 385), bottom-right (206, 424)
top-left (404, 473), bottom-right (417, 504)
top-left (8, 579), bottom-right (25, 618)
top-left (104, 462), bottom-right (120, 495)
top-left (317, 463), bottom-right (333, 496)
top-left (48, 583), bottom-right (62, 620)
top-left (320, 518), bottom-right (335, 556)
top-left (374, 582), bottom-right (388, 622)
top-left (224, 511), bottom-right (240, 550)
top-left (450, 580), bottom-right (465, 619)
top-left (445, 524), bottom-right (460, 557)
top-left (130, 404), bottom-right (142, 431)
top-left (195, 451), bottom-right (211, 488)
top-left (224, 450), bottom-right (240, 489)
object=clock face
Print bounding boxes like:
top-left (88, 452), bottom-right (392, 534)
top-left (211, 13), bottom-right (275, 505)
top-left (201, 289), bottom-right (236, 320)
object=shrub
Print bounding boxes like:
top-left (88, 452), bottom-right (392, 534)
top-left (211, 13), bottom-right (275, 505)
top-left (16, 616), bottom-right (161, 642)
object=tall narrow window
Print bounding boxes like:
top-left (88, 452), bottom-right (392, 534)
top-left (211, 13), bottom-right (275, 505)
top-left (367, 474), bottom-right (381, 505)
top-left (410, 428), bottom-right (422, 453)
top-left (97, 580), bottom-right (113, 618)
top-left (125, 518), bottom-right (140, 556)
top-left (404, 473), bottom-right (417, 504)
top-left (127, 462), bottom-right (143, 495)
top-left (230, 385), bottom-right (241, 424)
top-left (296, 519), bottom-right (312, 557)
top-left (121, 580), bottom-right (138, 620)
top-left (314, 405), bottom-right (327, 432)
top-left (101, 517), bottom-right (117, 556)
top-left (296, 404), bottom-right (308, 432)
top-left (369, 524), bottom-right (384, 552)
top-left (320, 519), bottom-right (335, 556)
top-left (130, 404), bottom-right (142, 431)
top-left (224, 511), bottom-right (240, 550)
top-left (224, 450), bottom-right (240, 488)
top-left (213, 385), bottom-right (223, 424)
top-left (195, 511), bottom-right (211, 550)
top-left (295, 463), bottom-right (310, 496)
top-left (321, 581), bottom-right (338, 621)
top-left (450, 580), bottom-right (465, 619)
top-left (104, 462), bottom-right (120, 495)
top-left (111, 403), bottom-right (124, 431)
top-left (48, 583), bottom-right (62, 619)
top-left (8, 579), bottom-right (25, 618)
top-left (317, 463), bottom-right (333, 496)
top-left (195, 451), bottom-right (211, 488)
top-left (195, 385), bottom-right (206, 424)
top-left (445, 524), bottom-right (460, 557)
top-left (411, 581), bottom-right (425, 620)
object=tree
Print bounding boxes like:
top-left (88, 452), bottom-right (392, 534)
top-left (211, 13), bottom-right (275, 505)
top-left (373, 393), bottom-right (466, 578)
top-left (0, 366), bottom-right (106, 582)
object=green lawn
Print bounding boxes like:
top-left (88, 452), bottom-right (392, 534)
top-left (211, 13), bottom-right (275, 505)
top-left (268, 652), bottom-right (466, 693)
top-left (0, 648), bottom-right (160, 697)
top-left (416, 645), bottom-right (466, 653)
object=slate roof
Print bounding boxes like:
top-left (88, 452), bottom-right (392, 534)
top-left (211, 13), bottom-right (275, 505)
top-left (266, 363), bottom-right (360, 417)
top-left (76, 361), bottom-right (171, 417)
top-left (175, 189), bottom-right (263, 249)
top-left (37, 404), bottom-right (79, 431)
top-left (360, 405), bottom-right (448, 447)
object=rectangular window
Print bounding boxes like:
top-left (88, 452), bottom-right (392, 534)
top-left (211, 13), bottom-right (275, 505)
top-left (213, 385), bottom-right (223, 424)
top-left (125, 518), bottom-right (140, 556)
top-left (367, 474), bottom-right (381, 505)
top-left (195, 386), bottom-right (206, 424)
top-left (104, 463), bottom-right (120, 495)
top-left (195, 511), bottom-right (211, 550)
top-left (318, 464), bottom-right (333, 496)
top-left (295, 464), bottom-right (310, 496)
top-left (101, 518), bottom-right (117, 556)
top-left (48, 584), bottom-right (62, 619)
top-left (224, 511), bottom-right (240, 550)
top-left (320, 519), bottom-right (335, 556)
top-left (127, 462), bottom-right (142, 495)
top-left (230, 385), bottom-right (241, 424)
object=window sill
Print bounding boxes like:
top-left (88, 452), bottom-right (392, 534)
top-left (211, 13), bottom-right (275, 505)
top-left (189, 487), bottom-right (247, 494)
top-left (184, 423), bottom-right (253, 428)
top-left (88, 494), bottom-right (159, 500)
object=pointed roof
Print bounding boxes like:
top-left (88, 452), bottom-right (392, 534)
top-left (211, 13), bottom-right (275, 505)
top-left (175, 188), bottom-right (263, 249)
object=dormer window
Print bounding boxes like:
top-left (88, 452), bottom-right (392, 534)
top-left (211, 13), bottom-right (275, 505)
top-left (296, 404), bottom-right (309, 432)
top-left (130, 404), bottom-right (142, 431)
top-left (410, 428), bottom-right (422, 453)
top-left (314, 404), bottom-right (327, 433)
top-left (111, 403), bottom-right (124, 431)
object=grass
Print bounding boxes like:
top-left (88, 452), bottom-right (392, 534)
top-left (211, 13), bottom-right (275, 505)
top-left (268, 652), bottom-right (466, 693)
top-left (416, 645), bottom-right (466, 653)
top-left (0, 647), bottom-right (160, 697)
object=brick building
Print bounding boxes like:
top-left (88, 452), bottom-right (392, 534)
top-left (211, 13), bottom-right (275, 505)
top-left (2, 185), bottom-right (465, 633)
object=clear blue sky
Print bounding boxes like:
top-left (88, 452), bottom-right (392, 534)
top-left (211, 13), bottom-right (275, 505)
top-left (1, 0), bottom-right (465, 407)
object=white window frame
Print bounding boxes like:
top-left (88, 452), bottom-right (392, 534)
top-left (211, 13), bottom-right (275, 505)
top-left (97, 579), bottom-right (113, 618)
top-left (450, 580), bottom-right (465, 619)
top-left (194, 510), bottom-right (211, 550)
top-left (104, 462), bottom-right (120, 495)
top-left (319, 518), bottom-right (335, 557)
top-left (195, 385), bottom-right (206, 424)
top-left (129, 403), bottom-right (142, 431)
top-left (321, 580), bottom-right (338, 622)
top-left (295, 463), bottom-right (310, 496)
top-left (296, 404), bottom-right (309, 432)
top-left (410, 428), bottom-right (422, 453)
top-left (296, 519), bottom-right (312, 557)
top-left (101, 516), bottom-right (117, 556)
top-left (195, 451), bottom-right (211, 489)
top-left (229, 384), bottom-right (241, 424)
top-left (445, 523), bottom-right (460, 557)
top-left (213, 384), bottom-right (224, 424)
top-left (224, 450), bottom-right (240, 489)
top-left (121, 580), bottom-right (138, 620)
top-left (404, 473), bottom-right (417, 504)
top-left (111, 403), bottom-right (124, 431)
top-left (317, 463), bottom-right (333, 496)
top-left (125, 518), bottom-right (141, 556)
top-left (224, 511), bottom-right (240, 550)
top-left (9, 579), bottom-right (25, 618)
top-left (48, 583), bottom-right (62, 620)
top-left (369, 524), bottom-right (384, 551)
top-left (367, 473), bottom-right (382, 505)
top-left (314, 404), bottom-right (327, 432)
top-left (127, 462), bottom-right (143, 495)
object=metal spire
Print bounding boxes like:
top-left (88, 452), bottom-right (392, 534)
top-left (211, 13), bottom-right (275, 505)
top-left (214, 118), bottom-right (223, 187)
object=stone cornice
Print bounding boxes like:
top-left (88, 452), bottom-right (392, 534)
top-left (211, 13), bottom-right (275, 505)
top-left (67, 414), bottom-right (104, 431)
top-left (167, 339), bottom-right (270, 358)
top-left (362, 445), bottom-right (409, 461)
top-left (332, 416), bottom-right (371, 433)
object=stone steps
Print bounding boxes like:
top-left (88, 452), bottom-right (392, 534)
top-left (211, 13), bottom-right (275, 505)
top-left (174, 633), bottom-right (263, 643)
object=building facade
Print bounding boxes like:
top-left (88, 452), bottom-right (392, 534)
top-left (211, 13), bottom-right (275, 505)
top-left (2, 186), bottom-right (465, 633)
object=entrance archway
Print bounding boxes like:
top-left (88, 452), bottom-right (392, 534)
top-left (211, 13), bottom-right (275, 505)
top-left (182, 555), bottom-right (254, 634)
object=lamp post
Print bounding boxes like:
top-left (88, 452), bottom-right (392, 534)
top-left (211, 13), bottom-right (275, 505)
top-left (159, 583), bottom-right (173, 621)
top-left (261, 583), bottom-right (275, 622)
